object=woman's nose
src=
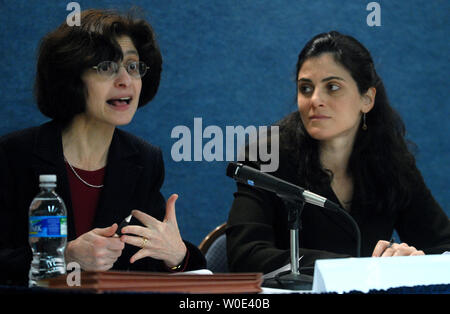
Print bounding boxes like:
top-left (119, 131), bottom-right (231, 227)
top-left (114, 66), bottom-right (132, 88)
top-left (310, 89), bottom-right (325, 107)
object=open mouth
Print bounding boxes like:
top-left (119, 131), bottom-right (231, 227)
top-left (106, 97), bottom-right (132, 106)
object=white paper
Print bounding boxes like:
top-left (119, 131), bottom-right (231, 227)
top-left (171, 269), bottom-right (213, 275)
top-left (262, 263), bottom-right (291, 280)
top-left (262, 256), bottom-right (303, 280)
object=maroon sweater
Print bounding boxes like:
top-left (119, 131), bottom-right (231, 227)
top-left (65, 161), bottom-right (105, 237)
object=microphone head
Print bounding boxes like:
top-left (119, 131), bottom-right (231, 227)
top-left (226, 162), bottom-right (239, 178)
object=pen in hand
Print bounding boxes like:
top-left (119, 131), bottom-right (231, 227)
top-left (115, 214), bottom-right (132, 237)
top-left (379, 237), bottom-right (394, 257)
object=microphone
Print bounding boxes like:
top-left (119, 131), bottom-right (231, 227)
top-left (226, 162), bottom-right (361, 257)
top-left (226, 162), bottom-right (341, 212)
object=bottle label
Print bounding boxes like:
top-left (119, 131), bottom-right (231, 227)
top-left (29, 216), bottom-right (67, 237)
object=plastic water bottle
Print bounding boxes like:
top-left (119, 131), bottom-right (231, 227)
top-left (28, 174), bottom-right (67, 287)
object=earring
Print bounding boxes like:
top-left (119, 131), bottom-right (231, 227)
top-left (362, 113), bottom-right (368, 131)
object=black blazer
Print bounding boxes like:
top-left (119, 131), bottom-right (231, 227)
top-left (0, 121), bottom-right (206, 285)
top-left (227, 160), bottom-right (450, 275)
top-left (226, 119), bottom-right (450, 274)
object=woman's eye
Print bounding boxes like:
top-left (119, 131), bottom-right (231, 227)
top-left (328, 83), bottom-right (340, 92)
top-left (99, 64), bottom-right (110, 72)
top-left (127, 62), bottom-right (138, 71)
top-left (299, 85), bottom-right (313, 94)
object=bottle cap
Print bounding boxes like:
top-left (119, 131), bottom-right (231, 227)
top-left (39, 174), bottom-right (57, 183)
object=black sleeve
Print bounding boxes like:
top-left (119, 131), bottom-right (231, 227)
top-left (395, 166), bottom-right (450, 254)
top-left (0, 143), bottom-right (32, 286)
top-left (226, 161), bottom-right (349, 275)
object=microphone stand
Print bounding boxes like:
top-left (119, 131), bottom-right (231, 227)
top-left (263, 197), bottom-right (313, 290)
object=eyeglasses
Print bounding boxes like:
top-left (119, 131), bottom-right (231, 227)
top-left (92, 61), bottom-right (149, 79)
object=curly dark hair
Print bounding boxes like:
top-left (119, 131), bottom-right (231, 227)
top-left (35, 8), bottom-right (162, 126)
top-left (277, 31), bottom-right (417, 214)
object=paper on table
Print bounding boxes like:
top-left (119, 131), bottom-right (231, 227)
top-left (262, 256), bottom-right (303, 280)
top-left (172, 269), bottom-right (213, 275)
top-left (263, 264), bottom-right (289, 280)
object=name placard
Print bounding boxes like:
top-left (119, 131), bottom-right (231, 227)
top-left (312, 254), bottom-right (450, 293)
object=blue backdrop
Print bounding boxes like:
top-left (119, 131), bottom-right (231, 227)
top-left (0, 0), bottom-right (448, 245)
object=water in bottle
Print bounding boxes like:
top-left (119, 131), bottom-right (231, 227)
top-left (28, 174), bottom-right (67, 287)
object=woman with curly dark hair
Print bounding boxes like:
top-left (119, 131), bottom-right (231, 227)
top-left (0, 9), bottom-right (205, 286)
top-left (226, 31), bottom-right (450, 275)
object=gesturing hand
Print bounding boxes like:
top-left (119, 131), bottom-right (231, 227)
top-left (120, 194), bottom-right (187, 268)
top-left (64, 224), bottom-right (125, 271)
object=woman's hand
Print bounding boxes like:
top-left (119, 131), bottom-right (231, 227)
top-left (64, 224), bottom-right (125, 271)
top-left (120, 194), bottom-right (187, 268)
top-left (372, 240), bottom-right (425, 257)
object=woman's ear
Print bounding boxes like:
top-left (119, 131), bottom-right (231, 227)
top-left (362, 87), bottom-right (376, 113)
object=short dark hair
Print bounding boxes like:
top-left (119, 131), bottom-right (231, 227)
top-left (35, 9), bottom-right (162, 125)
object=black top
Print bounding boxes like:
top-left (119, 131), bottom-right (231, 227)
top-left (0, 121), bottom-right (206, 286)
top-left (226, 113), bottom-right (450, 274)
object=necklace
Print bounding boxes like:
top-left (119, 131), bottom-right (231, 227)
top-left (64, 157), bottom-right (104, 188)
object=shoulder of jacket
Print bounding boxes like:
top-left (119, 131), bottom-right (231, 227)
top-left (115, 128), bottom-right (162, 158)
top-left (0, 125), bottom-right (42, 150)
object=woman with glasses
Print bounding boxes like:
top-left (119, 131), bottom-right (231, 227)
top-left (0, 9), bottom-right (205, 286)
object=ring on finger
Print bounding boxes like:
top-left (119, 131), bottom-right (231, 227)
top-left (141, 237), bottom-right (148, 248)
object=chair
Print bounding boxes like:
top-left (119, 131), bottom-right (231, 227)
top-left (198, 222), bottom-right (229, 273)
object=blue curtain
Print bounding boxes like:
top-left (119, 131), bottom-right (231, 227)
top-left (0, 0), bottom-right (448, 245)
